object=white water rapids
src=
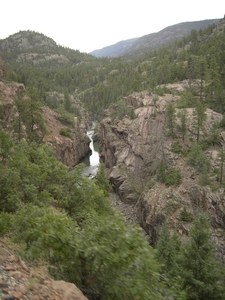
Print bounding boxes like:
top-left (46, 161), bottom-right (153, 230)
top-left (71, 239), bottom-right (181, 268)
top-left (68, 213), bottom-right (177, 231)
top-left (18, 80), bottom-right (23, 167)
top-left (81, 129), bottom-right (100, 178)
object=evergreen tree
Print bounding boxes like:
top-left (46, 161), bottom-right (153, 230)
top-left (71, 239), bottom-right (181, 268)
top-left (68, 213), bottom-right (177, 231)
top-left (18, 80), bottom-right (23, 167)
top-left (197, 56), bottom-right (207, 102)
top-left (156, 222), bottom-right (182, 277)
top-left (179, 214), bottom-right (224, 300)
top-left (178, 109), bottom-right (187, 142)
top-left (64, 91), bottom-right (72, 112)
top-left (95, 163), bottom-right (111, 196)
top-left (218, 147), bottom-right (225, 184)
top-left (165, 102), bottom-right (176, 138)
top-left (193, 101), bottom-right (206, 143)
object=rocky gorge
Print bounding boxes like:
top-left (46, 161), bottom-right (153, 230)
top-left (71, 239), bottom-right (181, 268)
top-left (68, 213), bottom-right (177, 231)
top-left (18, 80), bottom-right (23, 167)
top-left (98, 81), bottom-right (225, 259)
top-left (0, 79), bottom-right (91, 167)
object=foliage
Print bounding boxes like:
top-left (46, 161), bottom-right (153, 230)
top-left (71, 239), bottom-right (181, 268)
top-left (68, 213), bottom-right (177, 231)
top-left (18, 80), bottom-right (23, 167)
top-left (157, 161), bottom-right (182, 186)
top-left (2, 19), bottom-right (225, 299)
top-left (55, 108), bottom-right (75, 126)
top-left (177, 109), bottom-right (187, 142)
top-left (0, 212), bottom-right (13, 236)
top-left (109, 99), bottom-right (133, 120)
top-left (193, 101), bottom-right (207, 143)
top-left (156, 222), bottom-right (182, 276)
top-left (156, 215), bottom-right (225, 300)
top-left (177, 92), bottom-right (197, 108)
top-left (219, 113), bottom-right (225, 128)
top-left (0, 127), bottom-right (13, 161)
top-left (2, 20), bottom-right (225, 119)
top-left (95, 163), bottom-right (111, 196)
top-left (10, 203), bottom-right (167, 299)
top-left (187, 142), bottom-right (210, 173)
top-left (156, 223), bottom-right (186, 299)
top-left (0, 141), bottom-right (69, 212)
top-left (171, 141), bottom-right (184, 155)
top-left (179, 206), bottom-right (194, 222)
top-left (165, 102), bottom-right (176, 138)
top-left (59, 127), bottom-right (72, 138)
top-left (179, 213), bottom-right (224, 300)
top-left (14, 87), bottom-right (47, 143)
top-left (0, 135), bottom-right (172, 299)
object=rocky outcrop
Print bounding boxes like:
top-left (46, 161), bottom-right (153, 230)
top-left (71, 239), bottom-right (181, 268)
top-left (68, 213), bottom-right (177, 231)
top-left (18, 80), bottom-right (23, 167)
top-left (0, 240), bottom-right (88, 300)
top-left (0, 80), bottom-right (90, 167)
top-left (43, 106), bottom-right (90, 167)
top-left (99, 83), bottom-right (225, 258)
top-left (99, 91), bottom-right (172, 203)
top-left (137, 183), bottom-right (225, 258)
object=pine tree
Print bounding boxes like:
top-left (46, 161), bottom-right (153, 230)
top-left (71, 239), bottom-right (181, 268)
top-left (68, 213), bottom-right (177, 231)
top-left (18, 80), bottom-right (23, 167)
top-left (193, 101), bottom-right (206, 143)
top-left (179, 213), bottom-right (224, 300)
top-left (156, 222), bottom-right (181, 277)
top-left (178, 109), bottom-right (187, 143)
top-left (165, 102), bottom-right (176, 138)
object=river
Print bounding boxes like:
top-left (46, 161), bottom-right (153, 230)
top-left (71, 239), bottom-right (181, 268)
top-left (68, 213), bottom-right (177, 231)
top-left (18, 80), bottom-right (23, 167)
top-left (81, 129), bottom-right (100, 178)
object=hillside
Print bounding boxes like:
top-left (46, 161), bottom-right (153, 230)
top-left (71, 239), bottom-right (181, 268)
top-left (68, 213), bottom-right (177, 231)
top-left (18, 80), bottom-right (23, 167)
top-left (90, 37), bottom-right (138, 57)
top-left (90, 19), bottom-right (220, 58)
top-left (0, 30), bottom-right (94, 65)
top-left (1, 16), bottom-right (225, 299)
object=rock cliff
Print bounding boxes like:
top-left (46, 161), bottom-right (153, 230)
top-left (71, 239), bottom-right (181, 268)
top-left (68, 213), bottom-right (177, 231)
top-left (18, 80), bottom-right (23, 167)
top-left (0, 80), bottom-right (90, 167)
top-left (98, 82), bottom-right (225, 258)
top-left (42, 106), bottom-right (90, 167)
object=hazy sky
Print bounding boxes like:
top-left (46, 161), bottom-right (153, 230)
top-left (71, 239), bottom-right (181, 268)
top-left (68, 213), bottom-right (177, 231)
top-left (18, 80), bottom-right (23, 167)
top-left (1, 1), bottom-right (224, 53)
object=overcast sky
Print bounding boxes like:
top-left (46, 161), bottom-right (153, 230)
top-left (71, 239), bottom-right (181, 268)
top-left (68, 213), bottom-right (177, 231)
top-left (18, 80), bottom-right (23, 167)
top-left (1, 1), bottom-right (224, 53)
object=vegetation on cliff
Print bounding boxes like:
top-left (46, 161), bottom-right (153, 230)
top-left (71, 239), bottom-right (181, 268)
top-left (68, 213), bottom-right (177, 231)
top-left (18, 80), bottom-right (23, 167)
top-left (0, 130), bottom-right (169, 299)
top-left (1, 15), bottom-right (225, 300)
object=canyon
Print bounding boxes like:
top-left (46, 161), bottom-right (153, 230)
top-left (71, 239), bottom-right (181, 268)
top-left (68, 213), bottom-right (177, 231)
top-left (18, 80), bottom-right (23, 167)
top-left (98, 82), bottom-right (225, 259)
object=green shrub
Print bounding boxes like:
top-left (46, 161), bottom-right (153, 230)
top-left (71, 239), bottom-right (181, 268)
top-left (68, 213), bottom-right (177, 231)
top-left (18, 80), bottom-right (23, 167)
top-left (177, 92), bottom-right (196, 108)
top-left (60, 127), bottom-right (72, 138)
top-left (180, 207), bottom-right (194, 222)
top-left (171, 141), bottom-right (183, 154)
top-left (157, 162), bottom-right (182, 186)
top-left (55, 108), bottom-right (75, 126)
top-left (0, 212), bottom-right (13, 236)
top-left (187, 142), bottom-right (210, 172)
top-left (110, 99), bottom-right (132, 120)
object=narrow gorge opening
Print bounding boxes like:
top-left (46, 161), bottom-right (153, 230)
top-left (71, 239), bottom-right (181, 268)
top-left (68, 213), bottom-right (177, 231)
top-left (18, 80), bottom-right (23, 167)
top-left (81, 128), bottom-right (100, 178)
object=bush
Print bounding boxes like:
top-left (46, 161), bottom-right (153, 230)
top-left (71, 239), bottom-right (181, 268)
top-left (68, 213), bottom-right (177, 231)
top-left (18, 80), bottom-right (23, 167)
top-left (60, 127), bottom-right (72, 138)
top-left (110, 99), bottom-right (133, 120)
top-left (0, 212), bottom-right (13, 236)
top-left (180, 207), bottom-right (194, 222)
top-left (177, 92), bottom-right (196, 108)
top-left (157, 162), bottom-right (182, 186)
top-left (187, 142), bottom-right (210, 172)
top-left (171, 141), bottom-right (183, 154)
top-left (55, 108), bottom-right (75, 126)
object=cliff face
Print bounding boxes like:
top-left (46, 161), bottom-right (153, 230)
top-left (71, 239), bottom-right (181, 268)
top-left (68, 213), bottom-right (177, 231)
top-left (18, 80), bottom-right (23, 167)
top-left (0, 80), bottom-right (90, 167)
top-left (99, 82), bottom-right (225, 258)
top-left (42, 106), bottom-right (90, 167)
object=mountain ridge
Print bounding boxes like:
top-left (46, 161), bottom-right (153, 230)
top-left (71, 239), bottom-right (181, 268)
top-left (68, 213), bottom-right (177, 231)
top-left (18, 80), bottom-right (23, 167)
top-left (90, 19), bottom-right (220, 58)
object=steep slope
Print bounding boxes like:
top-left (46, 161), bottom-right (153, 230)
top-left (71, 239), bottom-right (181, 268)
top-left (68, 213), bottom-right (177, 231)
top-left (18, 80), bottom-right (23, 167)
top-left (0, 79), bottom-right (90, 167)
top-left (90, 19), bottom-right (220, 58)
top-left (98, 83), bottom-right (225, 258)
top-left (0, 238), bottom-right (88, 300)
top-left (90, 38), bottom-right (138, 57)
top-left (123, 19), bottom-right (220, 58)
top-left (0, 30), bottom-right (95, 66)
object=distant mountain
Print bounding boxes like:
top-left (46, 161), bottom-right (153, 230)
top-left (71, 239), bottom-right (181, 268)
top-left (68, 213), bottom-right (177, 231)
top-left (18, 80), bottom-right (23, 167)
top-left (90, 38), bottom-right (138, 57)
top-left (90, 19), bottom-right (220, 58)
top-left (0, 30), bottom-right (95, 66)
